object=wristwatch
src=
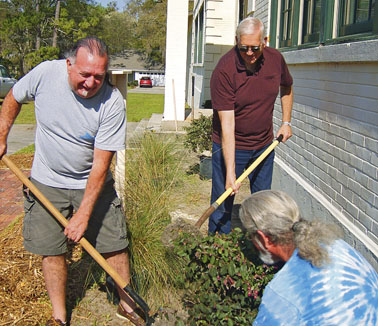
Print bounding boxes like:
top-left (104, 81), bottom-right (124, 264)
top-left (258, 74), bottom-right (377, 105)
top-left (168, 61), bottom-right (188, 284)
top-left (282, 121), bottom-right (292, 126)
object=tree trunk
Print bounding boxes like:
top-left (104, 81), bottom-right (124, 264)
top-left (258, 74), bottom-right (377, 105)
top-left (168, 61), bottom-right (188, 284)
top-left (36, 0), bottom-right (41, 50)
top-left (52, 0), bottom-right (61, 48)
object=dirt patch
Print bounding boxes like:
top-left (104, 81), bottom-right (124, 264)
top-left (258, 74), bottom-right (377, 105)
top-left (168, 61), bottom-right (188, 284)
top-left (0, 153), bottom-right (34, 169)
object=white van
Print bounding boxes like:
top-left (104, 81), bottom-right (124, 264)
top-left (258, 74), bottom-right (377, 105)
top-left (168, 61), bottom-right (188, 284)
top-left (0, 65), bottom-right (17, 98)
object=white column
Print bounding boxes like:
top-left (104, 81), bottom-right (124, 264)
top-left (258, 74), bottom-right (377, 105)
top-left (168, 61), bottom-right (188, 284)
top-left (163, 0), bottom-right (189, 121)
top-left (109, 70), bottom-right (131, 203)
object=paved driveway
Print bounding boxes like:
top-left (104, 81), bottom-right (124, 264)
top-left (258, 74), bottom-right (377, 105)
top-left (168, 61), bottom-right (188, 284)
top-left (128, 86), bottom-right (165, 95)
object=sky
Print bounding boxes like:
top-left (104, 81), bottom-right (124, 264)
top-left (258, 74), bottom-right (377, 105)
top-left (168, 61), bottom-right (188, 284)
top-left (96, 0), bottom-right (128, 11)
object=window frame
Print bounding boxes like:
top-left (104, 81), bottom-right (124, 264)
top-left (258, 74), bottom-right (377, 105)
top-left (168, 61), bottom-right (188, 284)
top-left (339, 0), bottom-right (376, 36)
top-left (279, 0), bottom-right (296, 47)
top-left (194, 4), bottom-right (205, 65)
top-left (270, 0), bottom-right (377, 51)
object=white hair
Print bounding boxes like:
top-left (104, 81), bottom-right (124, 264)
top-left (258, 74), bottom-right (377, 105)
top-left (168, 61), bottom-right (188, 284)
top-left (236, 17), bottom-right (265, 42)
top-left (239, 190), bottom-right (342, 267)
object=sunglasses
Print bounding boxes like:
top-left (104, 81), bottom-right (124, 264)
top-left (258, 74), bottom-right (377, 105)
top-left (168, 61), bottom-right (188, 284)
top-left (238, 45), bottom-right (261, 53)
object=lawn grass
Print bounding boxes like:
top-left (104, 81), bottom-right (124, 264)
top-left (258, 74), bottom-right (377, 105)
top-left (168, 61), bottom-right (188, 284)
top-left (0, 100), bottom-right (35, 124)
top-left (14, 143), bottom-right (35, 154)
top-left (126, 93), bottom-right (164, 122)
top-left (1, 93), bottom-right (164, 124)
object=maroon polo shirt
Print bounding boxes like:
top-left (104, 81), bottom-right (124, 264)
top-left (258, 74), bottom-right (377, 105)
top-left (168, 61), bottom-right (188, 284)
top-left (210, 46), bottom-right (293, 150)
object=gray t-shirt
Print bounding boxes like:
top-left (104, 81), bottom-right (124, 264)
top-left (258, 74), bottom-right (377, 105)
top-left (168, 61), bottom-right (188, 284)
top-left (13, 60), bottom-right (126, 189)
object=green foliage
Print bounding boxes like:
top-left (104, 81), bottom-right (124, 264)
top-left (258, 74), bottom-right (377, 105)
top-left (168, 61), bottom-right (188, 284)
top-left (0, 0), bottom-right (167, 77)
top-left (128, 80), bottom-right (139, 87)
top-left (126, 93), bottom-right (164, 122)
top-left (24, 46), bottom-right (60, 71)
top-left (100, 10), bottom-right (137, 54)
top-left (174, 229), bottom-right (280, 325)
top-left (184, 114), bottom-right (213, 153)
top-left (127, 0), bottom-right (167, 64)
top-left (124, 133), bottom-right (184, 310)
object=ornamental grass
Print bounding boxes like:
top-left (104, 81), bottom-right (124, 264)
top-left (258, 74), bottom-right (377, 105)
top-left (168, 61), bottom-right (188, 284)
top-left (124, 133), bottom-right (186, 311)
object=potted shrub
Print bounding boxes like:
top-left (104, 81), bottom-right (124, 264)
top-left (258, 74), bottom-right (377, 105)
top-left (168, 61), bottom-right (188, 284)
top-left (184, 114), bottom-right (213, 179)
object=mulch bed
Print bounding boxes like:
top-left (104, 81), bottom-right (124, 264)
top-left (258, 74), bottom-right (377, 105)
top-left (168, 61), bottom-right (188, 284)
top-left (0, 154), bottom-right (48, 325)
top-left (0, 153), bottom-right (85, 325)
top-left (0, 218), bottom-right (51, 325)
top-left (0, 154), bottom-right (34, 170)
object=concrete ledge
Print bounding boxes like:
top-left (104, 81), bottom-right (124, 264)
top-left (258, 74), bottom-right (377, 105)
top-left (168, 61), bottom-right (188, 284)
top-left (283, 39), bottom-right (378, 64)
top-left (160, 120), bottom-right (190, 132)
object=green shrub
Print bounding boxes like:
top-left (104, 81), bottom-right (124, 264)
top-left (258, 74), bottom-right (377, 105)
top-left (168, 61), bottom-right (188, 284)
top-left (128, 80), bottom-right (139, 87)
top-left (174, 229), bottom-right (280, 325)
top-left (184, 114), bottom-right (213, 153)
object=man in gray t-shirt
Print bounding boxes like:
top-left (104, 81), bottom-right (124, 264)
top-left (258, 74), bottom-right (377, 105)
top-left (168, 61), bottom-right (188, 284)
top-left (0, 37), bottom-right (144, 326)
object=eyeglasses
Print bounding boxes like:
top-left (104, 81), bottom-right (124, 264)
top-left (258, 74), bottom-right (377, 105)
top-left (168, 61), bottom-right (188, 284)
top-left (238, 45), bottom-right (261, 53)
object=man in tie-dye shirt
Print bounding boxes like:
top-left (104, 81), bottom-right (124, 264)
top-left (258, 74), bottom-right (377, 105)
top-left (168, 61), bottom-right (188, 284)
top-left (239, 190), bottom-right (378, 326)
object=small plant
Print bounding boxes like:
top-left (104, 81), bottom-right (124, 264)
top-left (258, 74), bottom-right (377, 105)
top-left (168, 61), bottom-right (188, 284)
top-left (184, 114), bottom-right (213, 154)
top-left (174, 228), bottom-right (280, 325)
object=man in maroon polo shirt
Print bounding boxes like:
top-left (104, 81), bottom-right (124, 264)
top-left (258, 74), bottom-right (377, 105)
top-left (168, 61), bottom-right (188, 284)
top-left (209, 16), bottom-right (293, 234)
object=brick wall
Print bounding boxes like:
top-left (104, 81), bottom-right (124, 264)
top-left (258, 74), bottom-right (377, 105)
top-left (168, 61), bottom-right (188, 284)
top-left (273, 54), bottom-right (378, 269)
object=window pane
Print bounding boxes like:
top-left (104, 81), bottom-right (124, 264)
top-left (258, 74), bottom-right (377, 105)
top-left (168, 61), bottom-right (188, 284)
top-left (303, 0), bottom-right (321, 38)
top-left (198, 7), bottom-right (204, 63)
top-left (194, 16), bottom-right (198, 63)
top-left (281, 0), bottom-right (293, 41)
top-left (0, 66), bottom-right (9, 78)
top-left (313, 0), bottom-right (321, 32)
top-left (339, 0), bottom-right (374, 36)
top-left (356, 0), bottom-right (371, 22)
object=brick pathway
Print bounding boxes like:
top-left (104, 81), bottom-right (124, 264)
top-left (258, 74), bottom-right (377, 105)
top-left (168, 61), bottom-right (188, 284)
top-left (0, 169), bottom-right (30, 232)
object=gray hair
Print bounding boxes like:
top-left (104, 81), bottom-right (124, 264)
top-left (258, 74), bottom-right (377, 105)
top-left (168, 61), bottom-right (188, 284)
top-left (65, 36), bottom-right (108, 65)
top-left (236, 17), bottom-right (265, 42)
top-left (239, 190), bottom-right (342, 268)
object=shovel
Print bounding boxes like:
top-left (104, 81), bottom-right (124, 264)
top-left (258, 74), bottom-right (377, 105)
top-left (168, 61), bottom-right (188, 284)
top-left (195, 134), bottom-right (283, 228)
top-left (1, 154), bottom-right (152, 326)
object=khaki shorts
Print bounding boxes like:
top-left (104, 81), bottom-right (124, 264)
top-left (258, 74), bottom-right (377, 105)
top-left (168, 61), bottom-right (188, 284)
top-left (23, 178), bottom-right (128, 256)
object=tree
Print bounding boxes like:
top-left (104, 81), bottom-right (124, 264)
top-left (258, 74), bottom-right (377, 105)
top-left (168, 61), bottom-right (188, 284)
top-left (101, 10), bottom-right (137, 54)
top-left (126, 0), bottom-right (167, 65)
top-left (0, 0), bottom-right (108, 76)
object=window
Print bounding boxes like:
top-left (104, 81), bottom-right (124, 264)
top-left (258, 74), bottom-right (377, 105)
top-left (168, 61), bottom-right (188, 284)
top-left (280, 0), bottom-right (295, 47)
top-left (270, 0), bottom-right (377, 50)
top-left (339, 0), bottom-right (376, 36)
top-left (0, 66), bottom-right (10, 78)
top-left (194, 5), bottom-right (204, 64)
top-left (239, 0), bottom-right (256, 21)
top-left (302, 0), bottom-right (322, 43)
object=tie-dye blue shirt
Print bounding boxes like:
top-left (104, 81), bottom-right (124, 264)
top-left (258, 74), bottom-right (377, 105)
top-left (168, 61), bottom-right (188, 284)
top-left (254, 239), bottom-right (378, 326)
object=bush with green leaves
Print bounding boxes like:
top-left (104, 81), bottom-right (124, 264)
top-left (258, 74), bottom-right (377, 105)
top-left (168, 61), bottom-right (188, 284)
top-left (184, 114), bottom-right (213, 154)
top-left (174, 228), bottom-right (280, 325)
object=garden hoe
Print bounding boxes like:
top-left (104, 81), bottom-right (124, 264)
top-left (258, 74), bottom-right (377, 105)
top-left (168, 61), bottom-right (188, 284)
top-left (1, 154), bottom-right (153, 326)
top-left (195, 134), bottom-right (283, 228)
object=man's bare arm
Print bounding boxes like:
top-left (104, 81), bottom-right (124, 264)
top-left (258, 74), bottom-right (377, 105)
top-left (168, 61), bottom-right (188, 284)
top-left (218, 110), bottom-right (240, 194)
top-left (0, 89), bottom-right (22, 158)
top-left (276, 85), bottom-right (293, 142)
top-left (64, 148), bottom-right (115, 242)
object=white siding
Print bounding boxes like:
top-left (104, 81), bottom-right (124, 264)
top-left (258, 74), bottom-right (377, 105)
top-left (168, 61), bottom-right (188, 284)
top-left (163, 0), bottom-right (189, 121)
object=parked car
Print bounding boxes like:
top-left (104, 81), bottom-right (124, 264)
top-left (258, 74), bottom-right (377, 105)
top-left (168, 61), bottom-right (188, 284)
top-left (0, 65), bottom-right (17, 98)
top-left (139, 76), bottom-right (153, 88)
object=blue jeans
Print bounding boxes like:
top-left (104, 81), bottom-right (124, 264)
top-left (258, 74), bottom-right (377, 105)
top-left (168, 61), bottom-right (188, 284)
top-left (208, 141), bottom-right (275, 234)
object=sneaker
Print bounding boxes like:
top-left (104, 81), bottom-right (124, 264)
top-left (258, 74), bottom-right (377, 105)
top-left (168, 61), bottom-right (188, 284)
top-left (45, 317), bottom-right (66, 326)
top-left (116, 304), bottom-right (145, 326)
